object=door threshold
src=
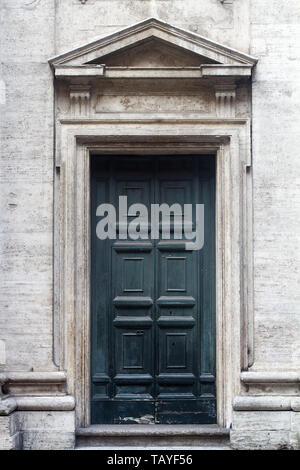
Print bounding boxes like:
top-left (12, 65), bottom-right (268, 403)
top-left (76, 425), bottom-right (230, 449)
top-left (77, 424), bottom-right (229, 437)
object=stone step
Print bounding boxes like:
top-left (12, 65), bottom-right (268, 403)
top-left (76, 446), bottom-right (231, 450)
top-left (76, 424), bottom-right (231, 449)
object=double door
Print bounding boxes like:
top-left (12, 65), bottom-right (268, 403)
top-left (91, 155), bottom-right (216, 424)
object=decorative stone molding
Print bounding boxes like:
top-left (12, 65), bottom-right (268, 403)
top-left (241, 371), bottom-right (300, 384)
top-left (0, 395), bottom-right (74, 414)
top-left (55, 64), bottom-right (104, 79)
top-left (0, 371), bottom-right (74, 416)
top-left (240, 371), bottom-right (300, 395)
top-left (215, 84), bottom-right (236, 118)
top-left (49, 18), bottom-right (257, 70)
top-left (0, 371), bottom-right (67, 383)
top-left (233, 396), bottom-right (300, 411)
top-left (0, 375), bottom-right (16, 417)
top-left (15, 396), bottom-right (75, 411)
top-left (0, 371), bottom-right (67, 396)
top-left (0, 375), bottom-right (17, 416)
top-left (0, 373), bottom-right (75, 450)
top-left (55, 65), bottom-right (252, 80)
top-left (69, 85), bottom-right (91, 117)
top-left (0, 397), bottom-right (17, 416)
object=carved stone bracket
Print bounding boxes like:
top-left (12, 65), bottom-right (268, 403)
top-left (215, 84), bottom-right (236, 118)
top-left (69, 85), bottom-right (91, 117)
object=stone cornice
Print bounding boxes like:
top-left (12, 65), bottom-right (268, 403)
top-left (54, 64), bottom-right (252, 80)
top-left (49, 17), bottom-right (257, 69)
top-left (59, 117), bottom-right (248, 125)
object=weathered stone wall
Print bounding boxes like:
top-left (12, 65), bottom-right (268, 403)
top-left (55, 0), bottom-right (250, 54)
top-left (0, 0), bottom-right (55, 371)
top-left (231, 0), bottom-right (300, 449)
top-left (251, 0), bottom-right (300, 370)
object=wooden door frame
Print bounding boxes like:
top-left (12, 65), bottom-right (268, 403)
top-left (54, 122), bottom-right (253, 429)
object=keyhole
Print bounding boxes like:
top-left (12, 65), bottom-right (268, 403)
top-left (169, 311), bottom-right (173, 315)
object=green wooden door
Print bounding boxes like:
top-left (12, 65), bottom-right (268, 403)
top-left (91, 155), bottom-right (216, 424)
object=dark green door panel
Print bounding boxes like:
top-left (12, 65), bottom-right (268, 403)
top-left (90, 155), bottom-right (216, 424)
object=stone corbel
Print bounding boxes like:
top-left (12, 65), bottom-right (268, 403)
top-left (69, 85), bottom-right (91, 117)
top-left (215, 84), bottom-right (236, 118)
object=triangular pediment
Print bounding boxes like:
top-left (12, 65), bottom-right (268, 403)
top-left (49, 17), bottom-right (257, 69)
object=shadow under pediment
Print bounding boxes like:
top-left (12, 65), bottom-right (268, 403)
top-left (87, 37), bottom-right (219, 67)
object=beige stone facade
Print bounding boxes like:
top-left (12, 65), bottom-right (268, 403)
top-left (0, 0), bottom-right (300, 450)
